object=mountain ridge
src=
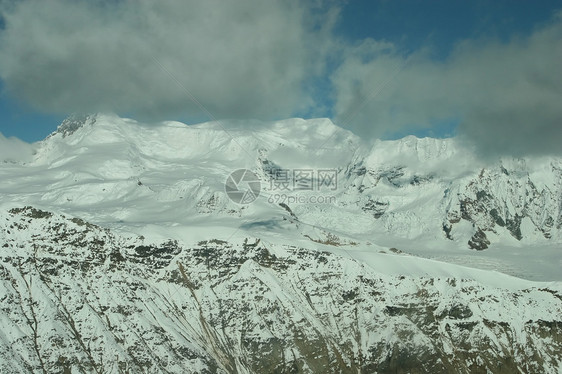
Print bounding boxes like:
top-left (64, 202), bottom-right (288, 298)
top-left (0, 113), bottom-right (560, 281)
top-left (0, 206), bottom-right (560, 373)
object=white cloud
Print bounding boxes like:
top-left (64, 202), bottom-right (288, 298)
top-left (0, 0), bottom-right (336, 121)
top-left (331, 12), bottom-right (562, 157)
top-left (0, 132), bottom-right (36, 162)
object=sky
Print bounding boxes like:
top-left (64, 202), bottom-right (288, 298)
top-left (0, 0), bottom-right (560, 158)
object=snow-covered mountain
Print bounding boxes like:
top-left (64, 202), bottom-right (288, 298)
top-left (0, 113), bottom-right (561, 373)
top-left (1, 113), bottom-right (560, 279)
top-left (1, 206), bottom-right (561, 373)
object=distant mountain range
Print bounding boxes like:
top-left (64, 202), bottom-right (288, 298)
top-left (5, 113), bottom-right (562, 248)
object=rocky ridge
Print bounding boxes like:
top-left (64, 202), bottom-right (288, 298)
top-left (1, 206), bottom-right (561, 373)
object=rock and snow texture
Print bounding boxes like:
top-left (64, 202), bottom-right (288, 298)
top-left (341, 136), bottom-right (562, 247)
top-left (0, 207), bottom-right (561, 373)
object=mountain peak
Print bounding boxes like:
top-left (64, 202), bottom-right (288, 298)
top-left (50, 113), bottom-right (98, 138)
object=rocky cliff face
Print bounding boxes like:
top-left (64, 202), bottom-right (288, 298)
top-left (443, 163), bottom-right (562, 249)
top-left (1, 207), bottom-right (561, 373)
top-left (340, 137), bottom-right (562, 248)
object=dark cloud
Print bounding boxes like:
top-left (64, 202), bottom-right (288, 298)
top-left (0, 0), bottom-right (336, 120)
top-left (332, 12), bottom-right (562, 157)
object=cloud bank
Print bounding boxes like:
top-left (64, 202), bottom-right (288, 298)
top-left (331, 12), bottom-right (562, 157)
top-left (0, 1), bottom-right (560, 157)
top-left (0, 0), bottom-right (336, 120)
top-left (0, 132), bottom-right (35, 162)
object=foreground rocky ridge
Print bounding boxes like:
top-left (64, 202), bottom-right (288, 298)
top-left (1, 206), bottom-right (561, 373)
